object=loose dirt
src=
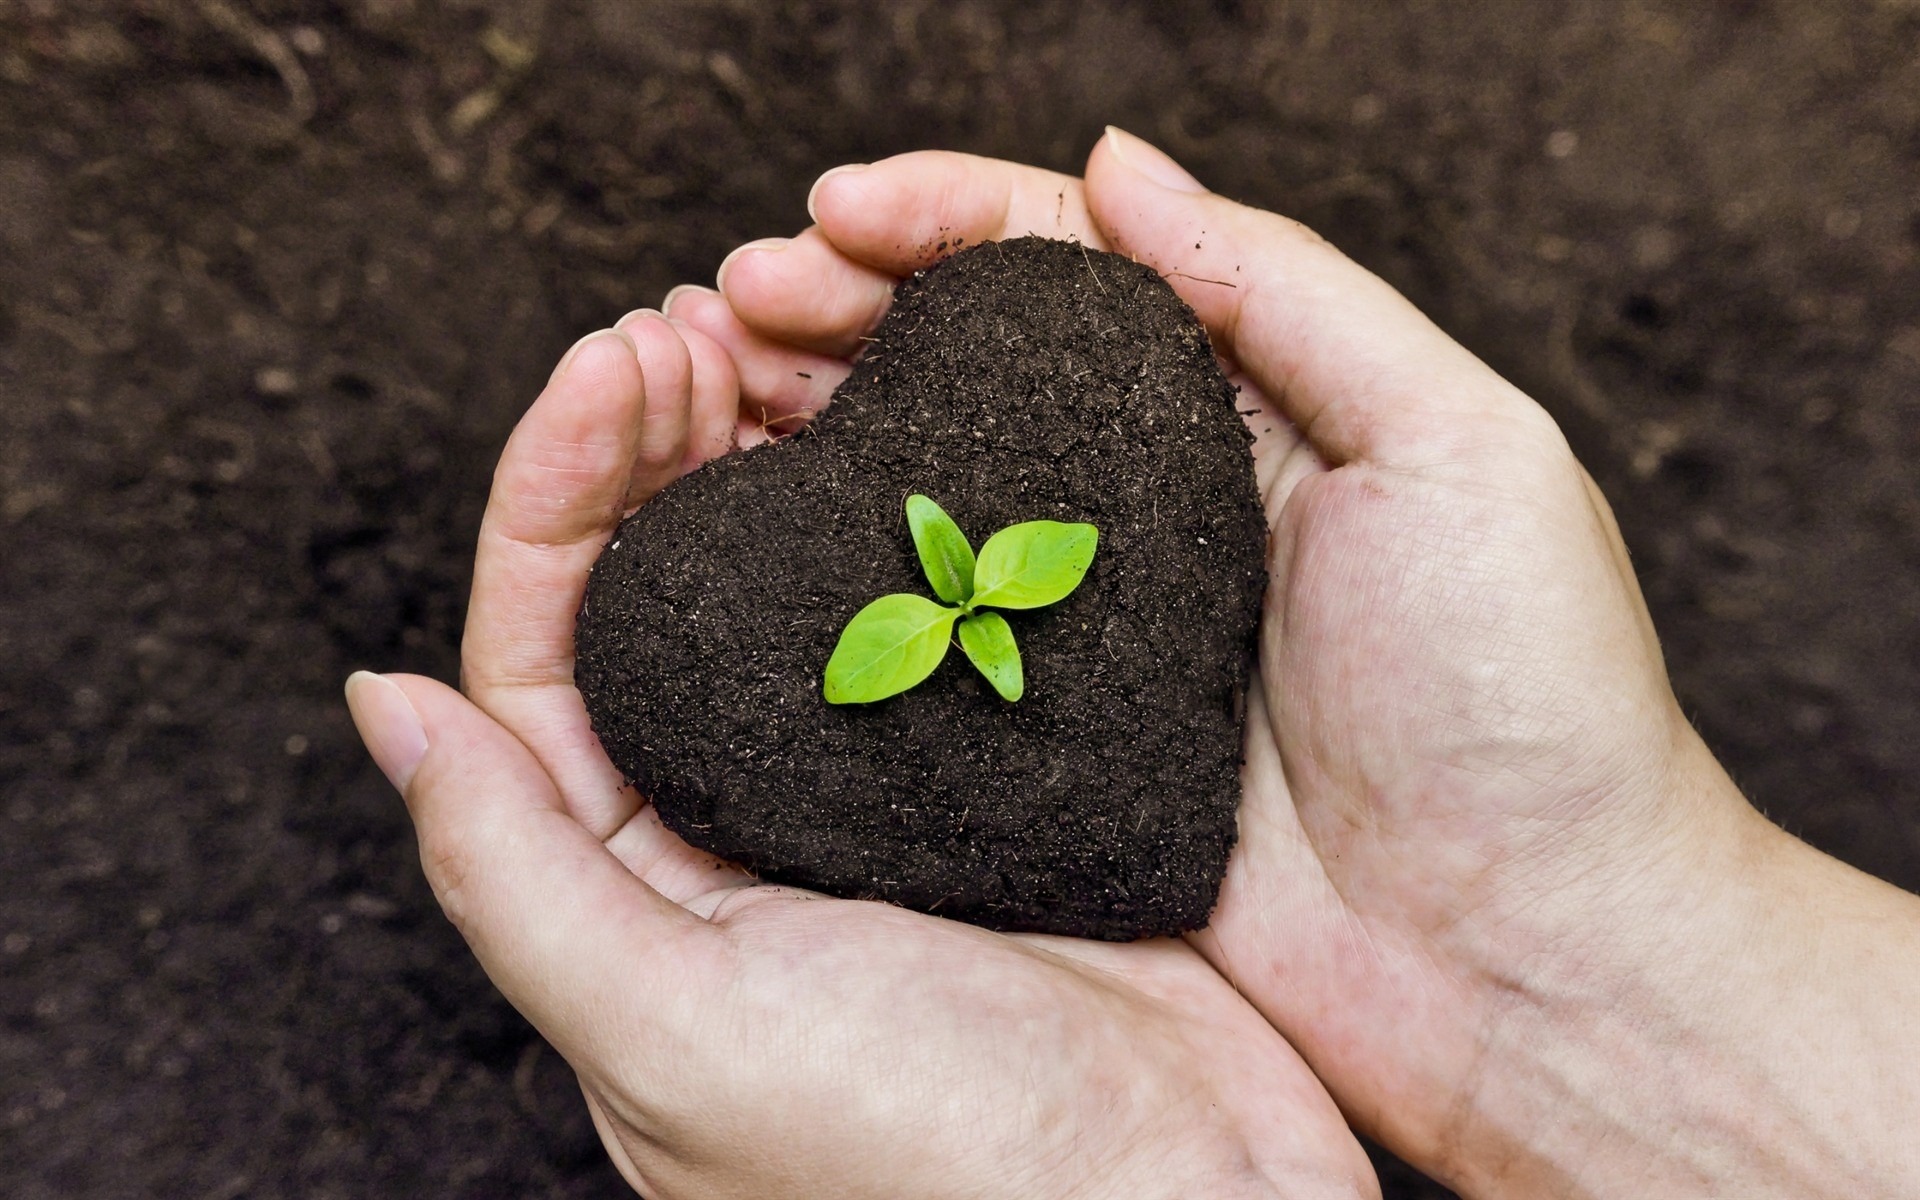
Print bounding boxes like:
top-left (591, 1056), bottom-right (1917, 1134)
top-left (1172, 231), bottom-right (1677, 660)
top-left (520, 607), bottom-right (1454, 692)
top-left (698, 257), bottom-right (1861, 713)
top-left (578, 238), bottom-right (1266, 939)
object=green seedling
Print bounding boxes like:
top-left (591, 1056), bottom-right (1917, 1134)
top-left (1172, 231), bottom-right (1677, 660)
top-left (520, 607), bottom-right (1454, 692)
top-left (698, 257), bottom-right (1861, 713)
top-left (824, 494), bottom-right (1098, 704)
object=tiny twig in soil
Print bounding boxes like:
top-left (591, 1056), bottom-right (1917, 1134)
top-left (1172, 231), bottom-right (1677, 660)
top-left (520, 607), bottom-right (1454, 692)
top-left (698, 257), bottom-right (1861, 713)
top-left (1165, 272), bottom-right (1238, 288)
top-left (1079, 241), bottom-right (1107, 292)
top-left (756, 408), bottom-right (815, 444)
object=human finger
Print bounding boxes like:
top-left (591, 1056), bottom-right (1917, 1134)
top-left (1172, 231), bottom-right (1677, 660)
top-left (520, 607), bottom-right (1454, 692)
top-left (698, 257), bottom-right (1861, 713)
top-left (344, 672), bottom-right (717, 1062)
top-left (1085, 127), bottom-right (1564, 468)
top-left (716, 228), bottom-right (897, 358)
top-left (666, 318), bottom-right (742, 469)
top-left (609, 310), bottom-right (692, 504)
top-left (662, 312), bottom-right (779, 452)
top-left (807, 151), bottom-right (1106, 276)
top-left (662, 285), bottom-right (848, 423)
top-left (461, 325), bottom-right (741, 900)
top-left (463, 331), bottom-right (651, 834)
top-left (462, 328), bottom-right (685, 847)
top-left (466, 329), bottom-right (642, 695)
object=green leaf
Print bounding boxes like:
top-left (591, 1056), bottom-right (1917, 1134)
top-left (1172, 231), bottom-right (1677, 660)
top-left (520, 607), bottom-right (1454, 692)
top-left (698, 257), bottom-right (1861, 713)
top-left (958, 612), bottom-right (1023, 701)
top-left (904, 494), bottom-right (975, 604)
top-left (823, 593), bottom-right (959, 704)
top-left (969, 520), bottom-right (1099, 610)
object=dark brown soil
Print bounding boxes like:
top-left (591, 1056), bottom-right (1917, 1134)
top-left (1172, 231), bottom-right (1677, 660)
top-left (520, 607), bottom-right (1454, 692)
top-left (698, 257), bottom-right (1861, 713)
top-left (577, 237), bottom-right (1266, 939)
top-left (5, 3), bottom-right (1918, 1198)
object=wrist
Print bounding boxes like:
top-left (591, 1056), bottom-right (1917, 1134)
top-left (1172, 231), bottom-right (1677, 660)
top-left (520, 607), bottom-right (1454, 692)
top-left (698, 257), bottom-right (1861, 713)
top-left (1437, 736), bottom-right (1920, 1200)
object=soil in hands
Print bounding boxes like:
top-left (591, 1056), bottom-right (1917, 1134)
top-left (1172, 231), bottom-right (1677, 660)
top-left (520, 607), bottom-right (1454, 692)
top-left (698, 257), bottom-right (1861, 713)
top-left (575, 237), bottom-right (1267, 940)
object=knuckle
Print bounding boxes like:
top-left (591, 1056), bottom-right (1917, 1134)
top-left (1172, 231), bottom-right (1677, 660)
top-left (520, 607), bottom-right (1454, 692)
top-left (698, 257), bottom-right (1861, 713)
top-left (637, 434), bottom-right (684, 470)
top-left (1269, 210), bottom-right (1331, 251)
top-left (419, 834), bottom-right (477, 932)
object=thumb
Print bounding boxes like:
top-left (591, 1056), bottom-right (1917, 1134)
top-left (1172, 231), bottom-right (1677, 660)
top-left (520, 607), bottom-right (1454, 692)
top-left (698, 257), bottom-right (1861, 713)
top-left (1085, 126), bottom-right (1558, 468)
top-left (344, 671), bottom-right (716, 1065)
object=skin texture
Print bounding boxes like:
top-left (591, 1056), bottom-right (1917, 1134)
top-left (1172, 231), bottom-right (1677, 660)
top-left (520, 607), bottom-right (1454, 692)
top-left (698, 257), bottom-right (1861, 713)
top-left (345, 316), bottom-right (1378, 1198)
top-left (706, 131), bottom-right (1920, 1198)
top-left (349, 132), bottom-right (1920, 1199)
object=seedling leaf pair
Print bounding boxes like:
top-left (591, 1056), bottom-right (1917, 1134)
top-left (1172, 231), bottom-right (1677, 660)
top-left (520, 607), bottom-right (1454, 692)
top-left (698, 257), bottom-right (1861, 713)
top-left (824, 495), bottom-right (1098, 705)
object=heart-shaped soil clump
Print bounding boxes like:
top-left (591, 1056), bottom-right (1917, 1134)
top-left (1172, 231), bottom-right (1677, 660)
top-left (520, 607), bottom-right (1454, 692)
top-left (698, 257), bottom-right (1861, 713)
top-left (576, 236), bottom-right (1266, 939)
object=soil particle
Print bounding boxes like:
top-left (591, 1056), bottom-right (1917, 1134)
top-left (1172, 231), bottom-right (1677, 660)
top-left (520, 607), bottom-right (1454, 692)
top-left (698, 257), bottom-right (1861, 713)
top-left (576, 237), bottom-right (1268, 939)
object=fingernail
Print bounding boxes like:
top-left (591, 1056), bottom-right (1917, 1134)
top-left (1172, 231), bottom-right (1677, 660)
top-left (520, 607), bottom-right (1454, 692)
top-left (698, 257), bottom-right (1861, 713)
top-left (344, 671), bottom-right (428, 794)
top-left (715, 237), bottom-right (791, 293)
top-left (661, 283), bottom-right (717, 315)
top-left (806, 162), bottom-right (868, 224)
top-left (1103, 126), bottom-right (1207, 194)
top-left (547, 328), bottom-right (634, 385)
top-left (614, 308), bottom-right (669, 338)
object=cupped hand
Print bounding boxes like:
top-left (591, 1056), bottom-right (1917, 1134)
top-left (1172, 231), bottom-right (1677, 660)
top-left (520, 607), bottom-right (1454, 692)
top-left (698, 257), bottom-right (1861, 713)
top-left (706, 133), bottom-right (1919, 1199)
top-left (347, 317), bottom-right (1378, 1199)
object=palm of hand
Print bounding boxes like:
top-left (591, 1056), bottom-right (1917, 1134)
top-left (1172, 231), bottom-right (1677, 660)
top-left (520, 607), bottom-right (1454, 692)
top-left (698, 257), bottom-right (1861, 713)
top-left (1210, 425), bottom-right (1690, 1145)
top-left (586, 890), bottom-right (1367, 1199)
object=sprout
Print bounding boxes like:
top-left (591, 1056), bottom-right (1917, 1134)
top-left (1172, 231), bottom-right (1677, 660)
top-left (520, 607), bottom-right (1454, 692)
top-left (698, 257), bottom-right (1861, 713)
top-left (824, 495), bottom-right (1098, 704)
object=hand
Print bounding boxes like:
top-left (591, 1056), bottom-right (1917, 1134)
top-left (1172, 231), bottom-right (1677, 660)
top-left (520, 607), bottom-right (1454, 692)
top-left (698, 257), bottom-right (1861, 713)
top-left (705, 130), bottom-right (1920, 1199)
top-left (347, 318), bottom-right (1379, 1199)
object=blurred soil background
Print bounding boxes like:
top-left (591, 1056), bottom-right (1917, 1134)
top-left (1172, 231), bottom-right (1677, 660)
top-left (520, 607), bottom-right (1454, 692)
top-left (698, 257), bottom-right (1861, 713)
top-left (3, 1), bottom-right (1918, 1196)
